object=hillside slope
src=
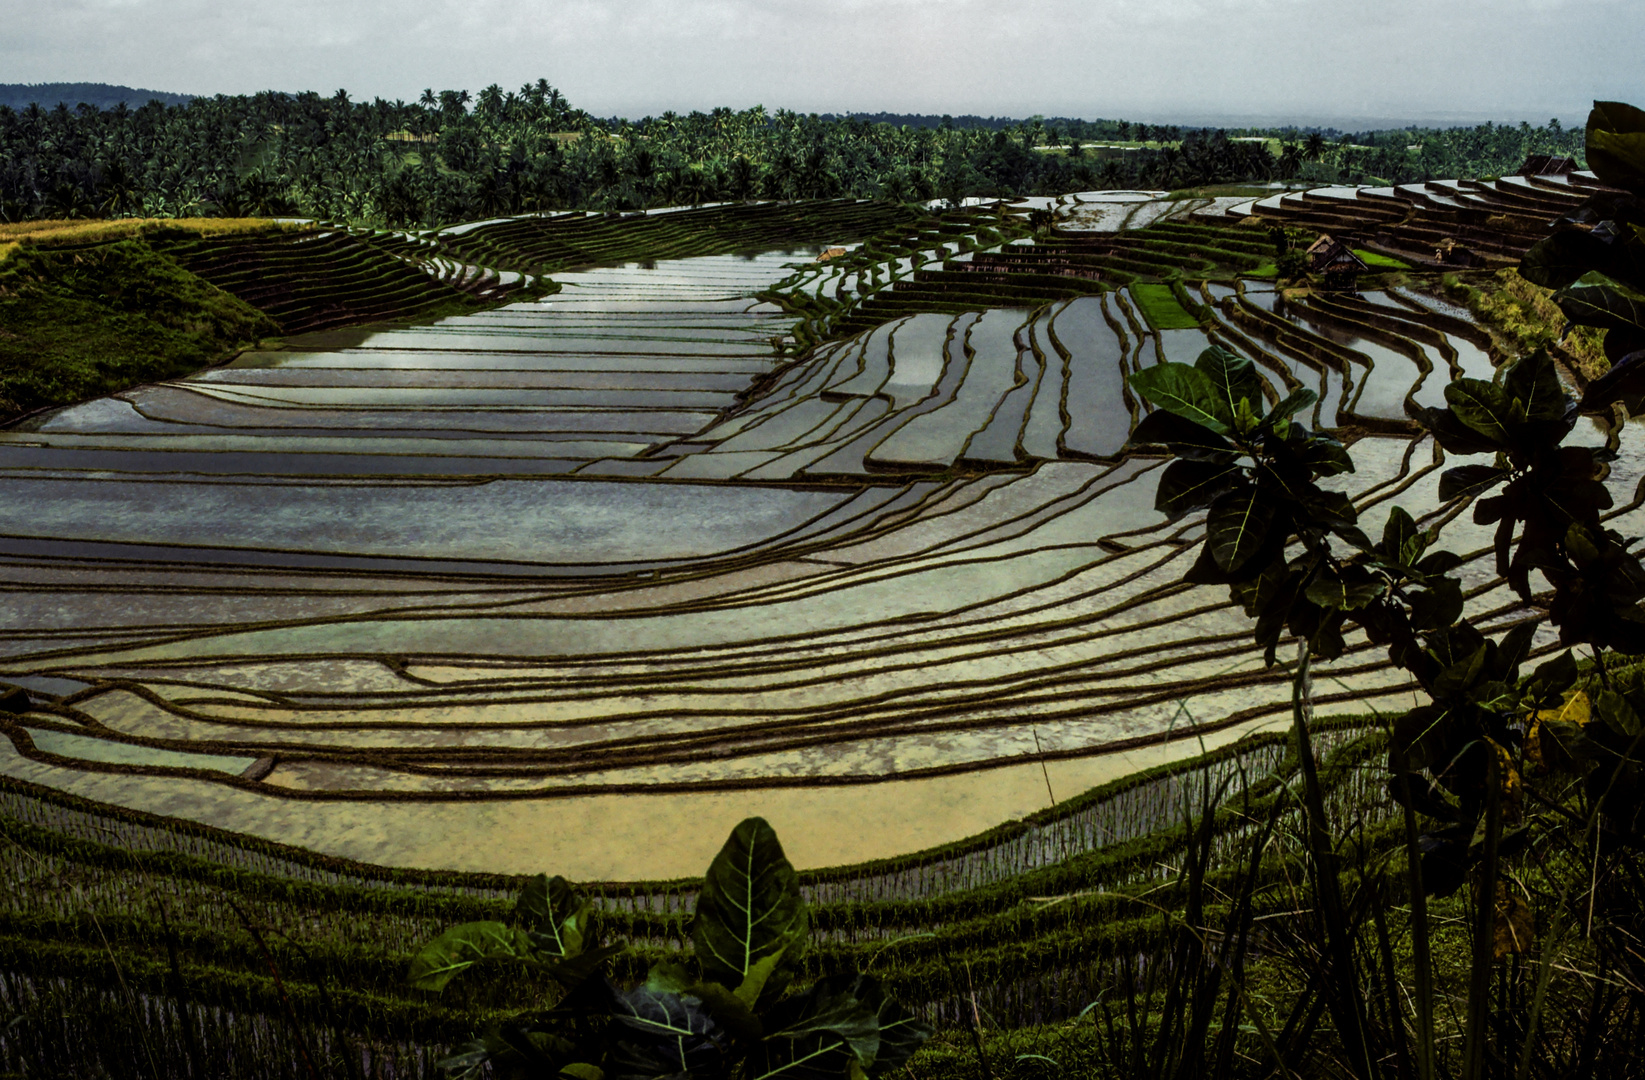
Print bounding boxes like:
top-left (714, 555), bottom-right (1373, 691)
top-left (0, 239), bottom-right (274, 418)
top-left (0, 82), bottom-right (194, 111)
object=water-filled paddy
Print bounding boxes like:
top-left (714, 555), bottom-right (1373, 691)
top-left (0, 231), bottom-right (1524, 879)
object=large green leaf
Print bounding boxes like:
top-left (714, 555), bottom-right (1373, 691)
top-left (1595, 689), bottom-right (1642, 738)
top-left (1493, 621), bottom-right (1539, 681)
top-left (1431, 643), bottom-right (1489, 698)
top-left (1554, 271), bottom-right (1645, 334)
top-left (747, 1035), bottom-right (857, 1080)
top-left (1303, 565), bottom-right (1380, 610)
top-left (1409, 579), bottom-right (1464, 632)
top-left (1380, 505), bottom-right (1423, 567)
top-left (752, 975), bottom-right (898, 1080)
top-left (1297, 430), bottom-right (1354, 475)
top-left (686, 979), bottom-right (764, 1043)
top-left (1590, 101), bottom-right (1645, 137)
top-left (1195, 345), bottom-right (1266, 414)
top-left (1438, 464), bottom-right (1507, 502)
top-left (1300, 488), bottom-right (1357, 530)
top-left (1413, 404), bottom-right (1504, 455)
top-left (516, 874), bottom-right (589, 959)
top-left (866, 1000), bottom-right (934, 1078)
top-left (611, 988), bottom-right (725, 1080)
top-left (1415, 550), bottom-right (1463, 578)
top-left (1206, 486), bottom-right (1276, 573)
top-left (1579, 350), bottom-right (1645, 413)
top-left (1155, 459), bottom-right (1241, 519)
top-left (1128, 362), bottom-right (1235, 434)
top-left (1587, 101), bottom-right (1645, 192)
top-left (761, 979), bottom-right (881, 1067)
top-left (1502, 350), bottom-right (1570, 422)
top-left (691, 817), bottom-right (808, 999)
top-left (560, 1065), bottom-right (604, 1080)
top-left (408, 921), bottom-right (533, 992)
top-left (1443, 379), bottom-right (1514, 444)
top-left (1522, 650), bottom-right (1579, 709)
top-left (1128, 408), bottom-right (1237, 460)
top-left (1256, 386), bottom-right (1318, 433)
top-left (645, 957), bottom-right (764, 1039)
top-left (1520, 230), bottom-right (1615, 290)
top-left (543, 945), bottom-right (626, 991)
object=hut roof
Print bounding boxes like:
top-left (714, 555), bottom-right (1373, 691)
top-left (1307, 234), bottom-right (1368, 273)
top-left (1517, 154), bottom-right (1578, 176)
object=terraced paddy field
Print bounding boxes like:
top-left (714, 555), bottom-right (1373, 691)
top-left (0, 187), bottom-right (1603, 871)
top-left (0, 185), bottom-right (1624, 1074)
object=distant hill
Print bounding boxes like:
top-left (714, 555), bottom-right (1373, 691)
top-left (0, 83), bottom-right (194, 112)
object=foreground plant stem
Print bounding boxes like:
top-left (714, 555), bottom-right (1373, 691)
top-left (1293, 640), bottom-right (1375, 1079)
top-left (1393, 749), bottom-right (1438, 1080)
top-left (1462, 752), bottom-right (1503, 1080)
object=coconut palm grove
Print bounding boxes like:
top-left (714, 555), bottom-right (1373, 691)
top-left (1, 68), bottom-right (1644, 1079)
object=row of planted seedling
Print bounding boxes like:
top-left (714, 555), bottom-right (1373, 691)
top-left (161, 230), bottom-right (486, 334)
top-left (0, 722), bottom-right (1389, 1039)
top-left (0, 723), bottom-right (1402, 1078)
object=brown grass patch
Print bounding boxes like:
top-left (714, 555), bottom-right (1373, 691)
top-left (0, 217), bottom-right (297, 250)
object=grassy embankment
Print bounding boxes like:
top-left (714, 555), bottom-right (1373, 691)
top-left (1129, 282), bottom-right (1201, 329)
top-left (0, 222), bottom-right (285, 420)
top-left (1353, 248), bottom-right (1410, 269)
top-left (1437, 268), bottom-right (1607, 381)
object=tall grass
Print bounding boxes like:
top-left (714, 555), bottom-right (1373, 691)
top-left (4, 699), bottom-right (1640, 1076)
top-left (1438, 269), bottom-right (1607, 379)
top-left (0, 216), bottom-right (294, 252)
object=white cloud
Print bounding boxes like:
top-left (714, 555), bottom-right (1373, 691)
top-left (1, 0), bottom-right (1639, 124)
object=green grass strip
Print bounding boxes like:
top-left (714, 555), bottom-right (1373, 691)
top-left (1130, 282), bottom-right (1202, 330)
top-left (1355, 248), bottom-right (1412, 269)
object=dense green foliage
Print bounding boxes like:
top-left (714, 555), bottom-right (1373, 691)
top-left (407, 820), bottom-right (932, 1080)
top-left (0, 82), bottom-right (1587, 229)
top-left (1113, 100), bottom-right (1645, 1080)
top-left (0, 237), bottom-right (275, 415)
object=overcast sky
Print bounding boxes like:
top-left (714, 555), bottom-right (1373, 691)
top-left (5, 0), bottom-right (1641, 127)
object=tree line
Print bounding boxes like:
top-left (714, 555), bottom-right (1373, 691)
top-left (0, 81), bottom-right (1588, 229)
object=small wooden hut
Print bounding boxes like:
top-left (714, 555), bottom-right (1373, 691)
top-left (1306, 234), bottom-right (1369, 289)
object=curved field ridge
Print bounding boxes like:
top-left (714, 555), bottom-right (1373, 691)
top-left (0, 190), bottom-right (1583, 879)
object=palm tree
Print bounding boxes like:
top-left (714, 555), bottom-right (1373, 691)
top-left (1279, 143), bottom-right (1303, 180)
top-left (728, 155), bottom-right (755, 201)
top-left (96, 160), bottom-right (140, 216)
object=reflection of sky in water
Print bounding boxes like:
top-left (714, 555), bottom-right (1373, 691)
top-left (884, 314), bottom-right (952, 407)
top-left (29, 727), bottom-right (258, 773)
top-left (1056, 297), bottom-right (1132, 458)
top-left (0, 476), bottom-right (860, 564)
top-left (1156, 329), bottom-right (1209, 365)
top-left (876, 310), bottom-right (1025, 466)
top-left (1347, 341), bottom-right (1427, 418)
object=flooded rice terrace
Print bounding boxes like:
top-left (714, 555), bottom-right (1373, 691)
top-left (0, 193), bottom-right (1600, 878)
